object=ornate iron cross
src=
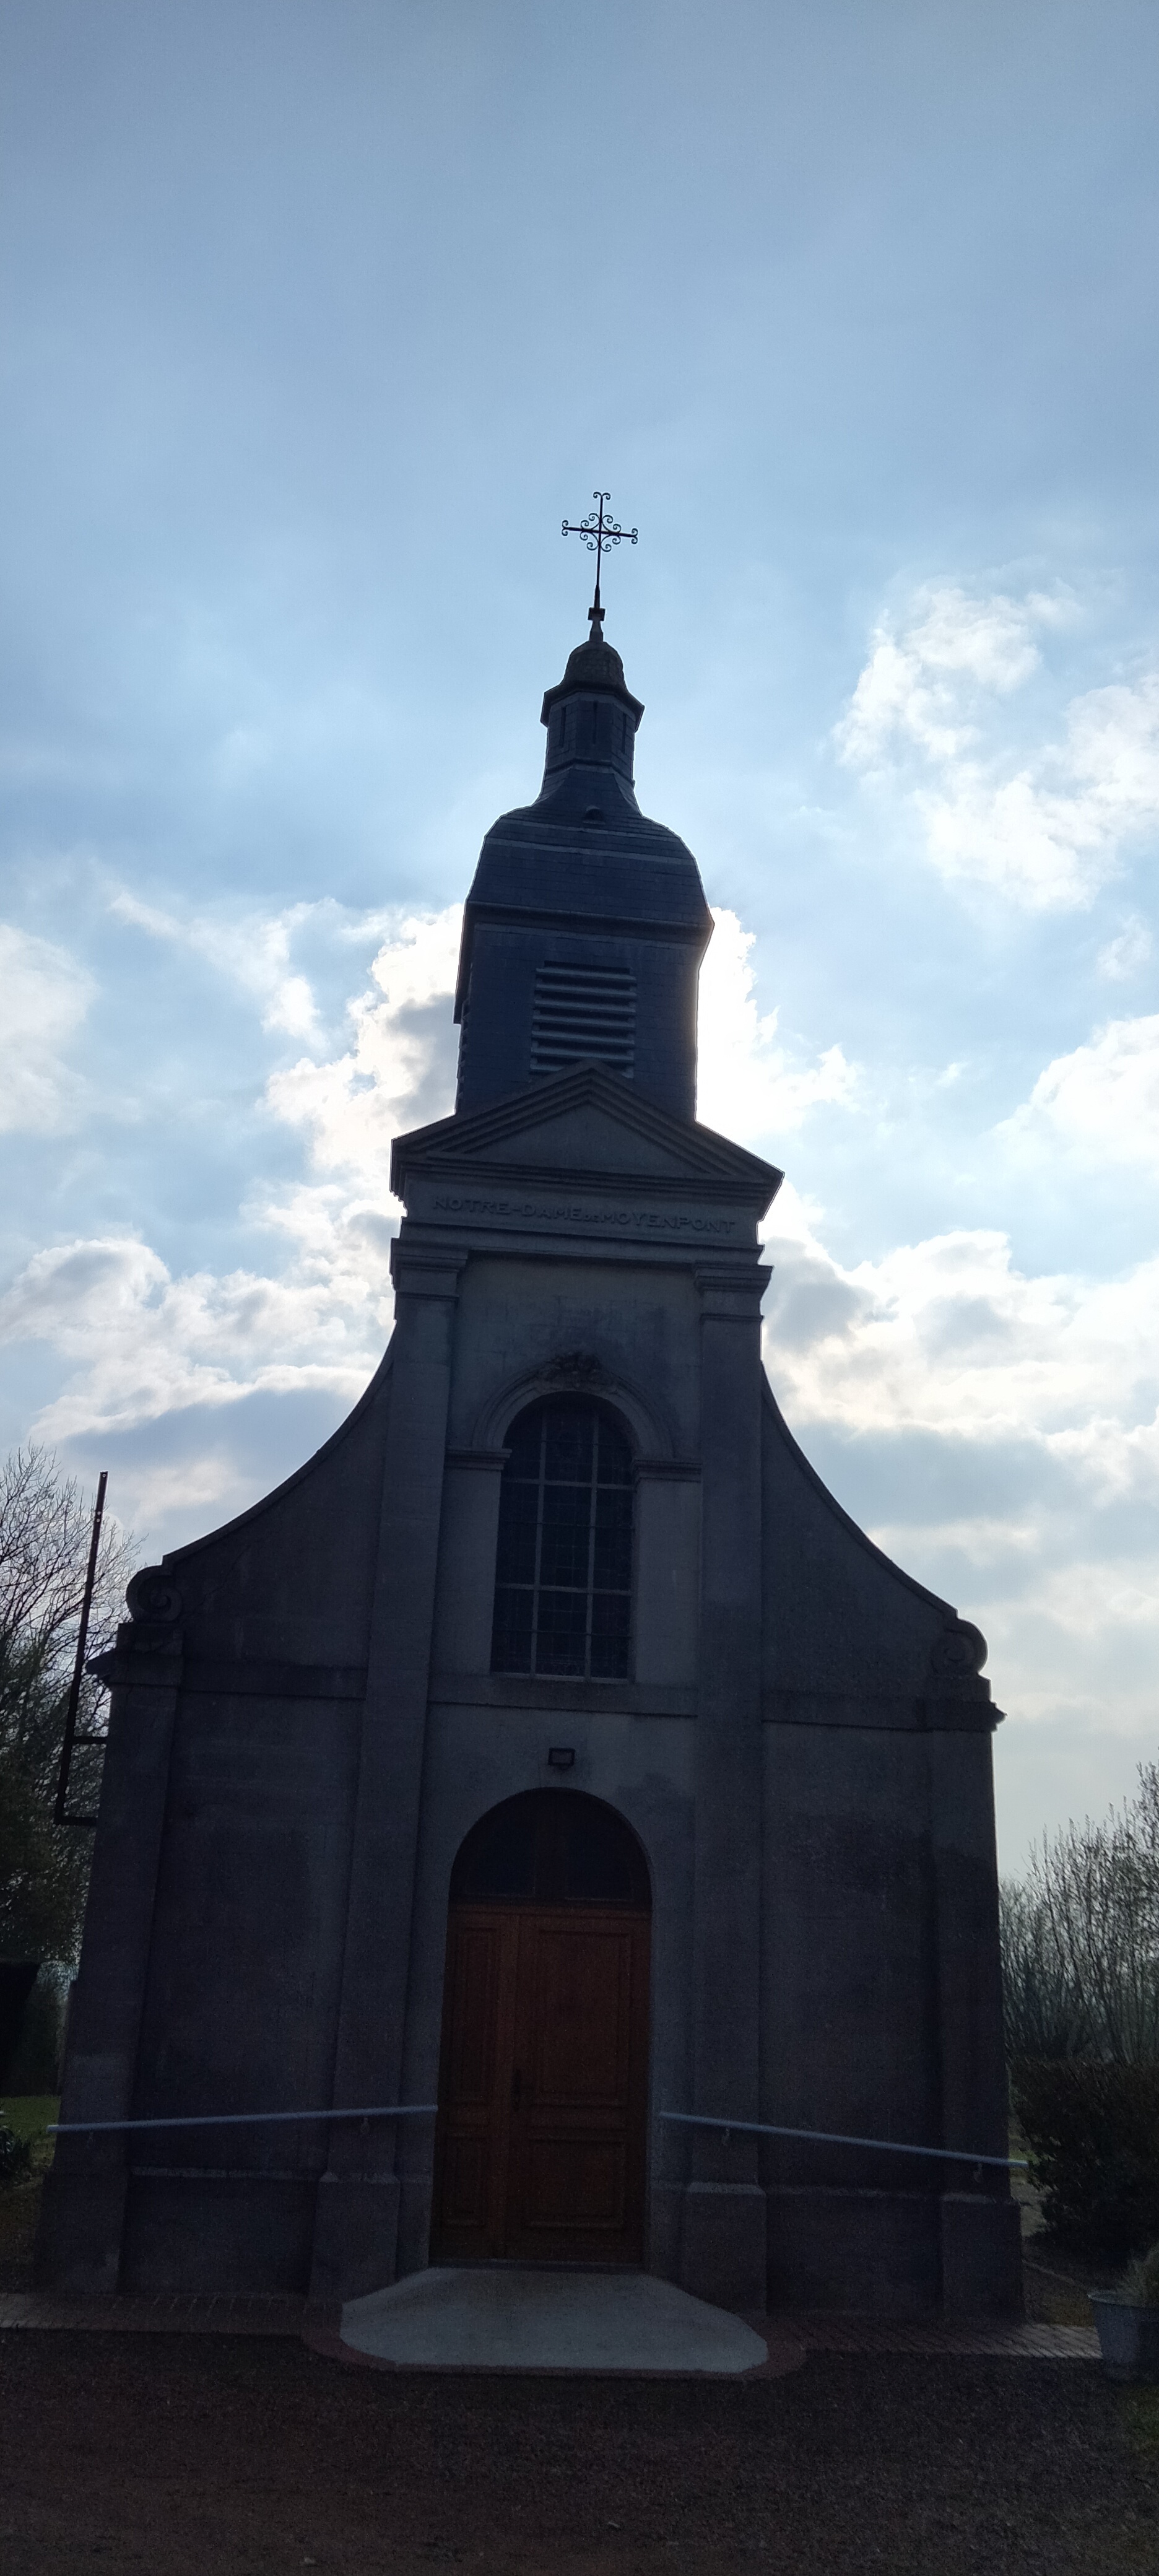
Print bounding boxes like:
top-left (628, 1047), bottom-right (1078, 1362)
top-left (562, 490), bottom-right (638, 637)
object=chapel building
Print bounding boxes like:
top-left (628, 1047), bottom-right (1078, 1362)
top-left (40, 618), bottom-right (1019, 2320)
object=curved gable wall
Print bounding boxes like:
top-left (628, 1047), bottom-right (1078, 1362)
top-left (761, 1382), bottom-right (955, 1700)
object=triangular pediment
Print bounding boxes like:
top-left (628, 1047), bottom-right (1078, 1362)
top-left (391, 1064), bottom-right (783, 1210)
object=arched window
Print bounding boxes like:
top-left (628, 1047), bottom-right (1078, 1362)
top-left (450, 1790), bottom-right (650, 1908)
top-left (490, 1398), bottom-right (633, 1679)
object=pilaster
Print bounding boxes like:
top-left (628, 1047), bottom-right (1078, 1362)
top-left (928, 1727), bottom-right (1023, 2316)
top-left (633, 1458), bottom-right (701, 1687)
top-left (429, 1448), bottom-right (508, 1676)
top-left (37, 1573), bottom-right (183, 2292)
top-left (680, 1263), bottom-right (770, 2311)
top-left (309, 1239), bottom-right (467, 2304)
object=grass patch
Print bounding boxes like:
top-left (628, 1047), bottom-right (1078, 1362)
top-left (1022, 2261), bottom-right (1095, 2326)
top-left (1, 2097), bottom-right (58, 2171)
top-left (0, 2172), bottom-right (41, 2284)
top-left (0, 2100), bottom-right (57, 2284)
top-left (1121, 2387), bottom-right (1159, 2457)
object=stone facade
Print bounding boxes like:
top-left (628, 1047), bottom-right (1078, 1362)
top-left (39, 623), bottom-right (1020, 2318)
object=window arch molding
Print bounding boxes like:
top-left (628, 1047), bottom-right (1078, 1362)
top-left (471, 1355), bottom-right (674, 1463)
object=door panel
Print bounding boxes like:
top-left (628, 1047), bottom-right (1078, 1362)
top-left (439, 2132), bottom-right (492, 2237)
top-left (448, 1919), bottom-right (506, 2104)
top-left (523, 2137), bottom-right (625, 2230)
top-left (527, 1925), bottom-right (633, 2105)
top-left (432, 1902), bottom-right (649, 2263)
top-left (506, 1917), bottom-right (641, 2258)
top-left (432, 1910), bottom-right (518, 2256)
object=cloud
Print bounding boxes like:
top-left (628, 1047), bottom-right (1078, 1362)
top-left (695, 908), bottom-right (858, 1145)
top-left (266, 905), bottom-right (462, 1183)
top-left (0, 906), bottom-right (465, 1455)
top-left (765, 1199), bottom-right (1159, 1461)
top-left (1098, 915), bottom-right (1153, 981)
top-left (1001, 1012), bottom-right (1159, 1178)
top-left (760, 1190), bottom-right (1159, 1816)
top-left (108, 886), bottom-right (324, 1039)
top-left (836, 585), bottom-right (1056, 767)
top-left (0, 896), bottom-right (861, 1471)
top-left (836, 584), bottom-right (1159, 910)
top-left (263, 897), bottom-right (861, 1209)
top-left (0, 1231), bottom-right (384, 1443)
top-left (0, 923), bottom-right (93, 1132)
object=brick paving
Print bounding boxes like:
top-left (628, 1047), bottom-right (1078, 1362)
top-left (786, 2308), bottom-right (1098, 2357)
top-left (0, 2285), bottom-right (1099, 2358)
top-left (0, 2288), bottom-right (305, 2334)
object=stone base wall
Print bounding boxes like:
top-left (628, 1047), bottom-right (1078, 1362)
top-left (766, 2183), bottom-right (1022, 2318)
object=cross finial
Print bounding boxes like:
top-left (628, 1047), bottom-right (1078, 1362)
top-left (561, 490), bottom-right (638, 640)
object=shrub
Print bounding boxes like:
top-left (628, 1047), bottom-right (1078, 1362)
top-left (1120, 2240), bottom-right (1159, 2306)
top-left (1011, 2059), bottom-right (1159, 2253)
top-left (0, 2119), bottom-right (32, 2186)
top-left (4, 1967), bottom-right (66, 2092)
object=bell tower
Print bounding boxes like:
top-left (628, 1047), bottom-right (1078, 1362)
top-left (453, 625), bottom-right (713, 1122)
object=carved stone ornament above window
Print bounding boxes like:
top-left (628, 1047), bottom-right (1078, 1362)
top-left (543, 1351), bottom-right (607, 1388)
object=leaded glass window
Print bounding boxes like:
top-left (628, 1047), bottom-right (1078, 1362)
top-left (490, 1399), bottom-right (633, 1680)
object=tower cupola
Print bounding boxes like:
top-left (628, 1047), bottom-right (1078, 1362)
top-left (539, 633), bottom-right (645, 802)
top-left (453, 629), bottom-right (712, 1122)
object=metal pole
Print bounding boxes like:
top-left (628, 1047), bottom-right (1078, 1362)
top-left (54, 1470), bottom-right (107, 1828)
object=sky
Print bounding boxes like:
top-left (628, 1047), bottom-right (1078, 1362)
top-left (1, 0), bottom-right (1157, 1870)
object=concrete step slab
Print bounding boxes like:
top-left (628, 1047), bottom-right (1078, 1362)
top-left (339, 2266), bottom-right (775, 2375)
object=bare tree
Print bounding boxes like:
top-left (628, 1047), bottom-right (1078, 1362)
top-left (1004, 1764), bottom-right (1159, 2064)
top-left (0, 1445), bottom-right (132, 1678)
top-left (0, 1447), bottom-right (137, 1965)
top-left (999, 1878), bottom-right (1092, 2061)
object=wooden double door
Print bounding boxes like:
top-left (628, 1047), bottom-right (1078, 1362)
top-left (432, 1897), bottom-right (651, 2263)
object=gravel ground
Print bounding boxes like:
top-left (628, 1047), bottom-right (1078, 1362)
top-left (1, 2334), bottom-right (1157, 2576)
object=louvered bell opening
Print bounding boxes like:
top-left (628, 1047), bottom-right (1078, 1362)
top-left (530, 964), bottom-right (636, 1077)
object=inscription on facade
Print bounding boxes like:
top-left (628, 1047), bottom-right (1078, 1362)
top-left (431, 1193), bottom-right (737, 1237)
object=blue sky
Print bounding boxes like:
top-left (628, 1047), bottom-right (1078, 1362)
top-left (1, 0), bottom-right (1157, 1866)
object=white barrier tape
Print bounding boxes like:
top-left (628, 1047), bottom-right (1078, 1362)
top-left (661, 2111), bottom-right (1026, 2169)
top-left (49, 2105), bottom-right (438, 2136)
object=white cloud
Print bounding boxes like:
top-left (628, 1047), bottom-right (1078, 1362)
top-left (695, 908), bottom-right (857, 1145)
top-left (836, 585), bottom-right (1057, 767)
top-left (0, 899), bottom-right (861, 1460)
top-left (760, 1197), bottom-right (1159, 1834)
top-left (0, 923), bottom-right (93, 1132)
top-left (1001, 1012), bottom-right (1159, 1177)
top-left (0, 907), bottom-right (465, 1449)
top-left (266, 904), bottom-right (462, 1187)
top-left (836, 584), bottom-right (1159, 910)
top-left (1098, 915), bottom-right (1153, 981)
top-left (264, 902), bottom-right (859, 1200)
top-left (108, 887), bottom-right (324, 1039)
top-left (765, 1205), bottom-right (1159, 1462)
top-left (0, 1230), bottom-right (384, 1442)
top-left (264, 897), bottom-right (859, 1272)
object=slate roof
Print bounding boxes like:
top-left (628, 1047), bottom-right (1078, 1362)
top-left (455, 629), bottom-right (712, 1018)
